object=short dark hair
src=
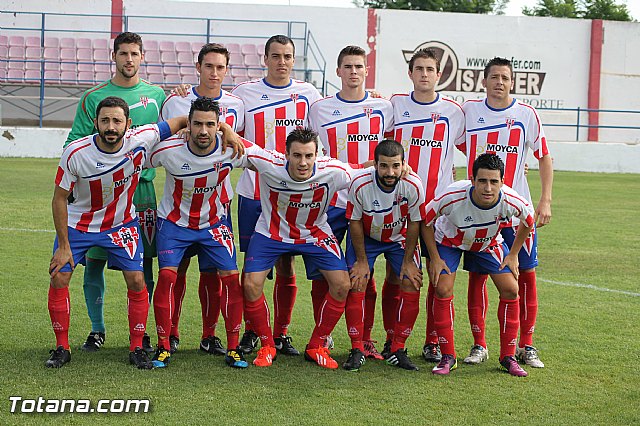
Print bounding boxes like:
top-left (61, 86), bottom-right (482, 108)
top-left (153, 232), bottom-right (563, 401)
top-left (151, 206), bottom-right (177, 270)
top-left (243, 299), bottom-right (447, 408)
top-left (265, 35), bottom-right (295, 56)
top-left (113, 32), bottom-right (143, 53)
top-left (472, 153), bottom-right (504, 179)
top-left (286, 127), bottom-right (318, 152)
top-left (96, 96), bottom-right (129, 119)
top-left (189, 97), bottom-right (220, 121)
top-left (409, 48), bottom-right (440, 73)
top-left (483, 57), bottom-right (513, 79)
top-left (337, 45), bottom-right (366, 68)
top-left (198, 43), bottom-right (230, 66)
top-left (374, 139), bottom-right (404, 162)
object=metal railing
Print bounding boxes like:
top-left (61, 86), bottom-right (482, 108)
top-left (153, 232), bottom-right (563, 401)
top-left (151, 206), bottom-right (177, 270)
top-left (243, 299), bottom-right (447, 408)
top-left (538, 106), bottom-right (640, 141)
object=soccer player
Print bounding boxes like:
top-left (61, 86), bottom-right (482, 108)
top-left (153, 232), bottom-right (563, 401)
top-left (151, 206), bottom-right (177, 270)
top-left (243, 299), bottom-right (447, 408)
top-left (241, 127), bottom-right (355, 369)
top-left (159, 43), bottom-right (244, 356)
top-left (47, 96), bottom-right (186, 369)
top-left (308, 45), bottom-right (394, 360)
top-left (460, 57), bottom-right (553, 368)
top-left (345, 140), bottom-right (424, 371)
top-left (148, 97), bottom-right (247, 369)
top-left (390, 48), bottom-right (465, 363)
top-left (423, 153), bottom-right (534, 377)
top-left (232, 35), bottom-right (322, 356)
top-left (65, 32), bottom-right (166, 353)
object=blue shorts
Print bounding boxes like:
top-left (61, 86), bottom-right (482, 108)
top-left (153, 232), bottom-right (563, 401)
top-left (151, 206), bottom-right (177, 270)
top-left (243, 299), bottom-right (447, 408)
top-left (53, 220), bottom-right (144, 273)
top-left (238, 195), bottom-right (261, 253)
top-left (244, 232), bottom-right (347, 280)
top-left (346, 233), bottom-right (421, 277)
top-left (438, 243), bottom-right (512, 275)
top-left (182, 203), bottom-right (233, 260)
top-left (327, 206), bottom-right (348, 244)
top-left (463, 225), bottom-right (538, 272)
top-left (156, 218), bottom-right (237, 272)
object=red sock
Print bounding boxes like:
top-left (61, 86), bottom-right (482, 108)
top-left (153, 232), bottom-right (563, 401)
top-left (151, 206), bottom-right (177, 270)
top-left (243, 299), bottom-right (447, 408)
top-left (273, 274), bottom-right (297, 338)
top-left (433, 295), bottom-right (456, 358)
top-left (362, 277), bottom-right (377, 341)
top-left (128, 287), bottom-right (150, 351)
top-left (199, 272), bottom-right (222, 339)
top-left (311, 279), bottom-right (329, 323)
top-left (391, 290), bottom-right (420, 352)
top-left (344, 291), bottom-right (365, 351)
top-left (498, 297), bottom-right (520, 359)
top-left (221, 274), bottom-right (243, 349)
top-left (170, 272), bottom-right (187, 337)
top-left (425, 283), bottom-right (438, 345)
top-left (241, 270), bottom-right (252, 331)
top-left (381, 279), bottom-right (400, 342)
top-left (518, 271), bottom-right (538, 347)
top-left (468, 271), bottom-right (489, 348)
top-left (153, 269), bottom-right (175, 350)
top-left (308, 293), bottom-right (346, 349)
top-left (243, 294), bottom-right (275, 347)
top-left (48, 286), bottom-right (70, 350)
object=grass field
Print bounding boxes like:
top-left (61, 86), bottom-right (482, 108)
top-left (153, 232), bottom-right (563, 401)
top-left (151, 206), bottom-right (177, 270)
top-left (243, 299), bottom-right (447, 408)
top-left (0, 158), bottom-right (638, 425)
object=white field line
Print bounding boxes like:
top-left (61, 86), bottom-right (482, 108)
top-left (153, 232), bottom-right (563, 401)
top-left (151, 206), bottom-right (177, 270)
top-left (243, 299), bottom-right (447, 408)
top-left (538, 278), bottom-right (640, 297)
top-left (0, 226), bottom-right (55, 233)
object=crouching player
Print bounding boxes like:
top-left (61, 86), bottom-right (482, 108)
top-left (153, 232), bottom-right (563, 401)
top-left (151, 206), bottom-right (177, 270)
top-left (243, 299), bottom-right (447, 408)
top-left (423, 153), bottom-right (534, 377)
top-left (345, 140), bottom-right (424, 371)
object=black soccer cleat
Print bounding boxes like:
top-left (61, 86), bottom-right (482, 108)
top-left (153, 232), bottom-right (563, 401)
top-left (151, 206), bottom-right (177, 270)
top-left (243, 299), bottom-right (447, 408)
top-left (238, 330), bottom-right (260, 354)
top-left (45, 346), bottom-right (71, 368)
top-left (142, 333), bottom-right (154, 354)
top-left (169, 335), bottom-right (180, 354)
top-left (274, 334), bottom-right (300, 356)
top-left (386, 348), bottom-right (419, 371)
top-left (381, 340), bottom-right (392, 359)
top-left (422, 343), bottom-right (443, 363)
top-left (80, 332), bottom-right (105, 352)
top-left (225, 348), bottom-right (249, 368)
top-left (129, 347), bottom-right (153, 370)
top-left (200, 336), bottom-right (226, 355)
top-left (342, 348), bottom-right (366, 372)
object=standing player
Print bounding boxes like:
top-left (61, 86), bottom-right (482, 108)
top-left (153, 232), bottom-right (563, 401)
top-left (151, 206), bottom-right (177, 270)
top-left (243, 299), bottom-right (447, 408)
top-left (47, 96), bottom-right (186, 369)
top-left (309, 45), bottom-right (394, 359)
top-left (345, 140), bottom-right (424, 371)
top-left (65, 32), bottom-right (166, 353)
top-left (460, 57), bottom-right (553, 368)
top-left (159, 43), bottom-right (244, 356)
top-left (390, 48), bottom-right (465, 363)
top-left (423, 154), bottom-right (533, 377)
top-left (232, 35), bottom-right (322, 356)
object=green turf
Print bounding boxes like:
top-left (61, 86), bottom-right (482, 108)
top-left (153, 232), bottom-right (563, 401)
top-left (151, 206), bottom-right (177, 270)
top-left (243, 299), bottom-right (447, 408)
top-left (0, 158), bottom-right (638, 424)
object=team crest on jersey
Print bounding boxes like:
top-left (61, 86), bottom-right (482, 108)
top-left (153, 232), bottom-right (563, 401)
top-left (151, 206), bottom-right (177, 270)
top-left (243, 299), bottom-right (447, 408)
top-left (125, 150), bottom-right (135, 162)
top-left (290, 93), bottom-right (299, 102)
top-left (140, 96), bottom-right (149, 108)
top-left (219, 106), bottom-right (228, 116)
top-left (314, 235), bottom-right (342, 259)
top-left (431, 112), bottom-right (441, 123)
top-left (505, 117), bottom-right (516, 129)
top-left (209, 224), bottom-right (235, 257)
top-left (138, 209), bottom-right (157, 245)
top-left (212, 162), bottom-right (223, 172)
top-left (309, 182), bottom-right (319, 189)
top-left (363, 107), bottom-right (373, 118)
top-left (108, 226), bottom-right (140, 259)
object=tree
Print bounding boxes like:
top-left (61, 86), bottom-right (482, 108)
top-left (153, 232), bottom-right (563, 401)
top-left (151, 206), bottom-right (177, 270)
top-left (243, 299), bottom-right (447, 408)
top-left (522, 0), bottom-right (633, 21)
top-left (581, 0), bottom-right (633, 21)
top-left (522, 0), bottom-right (578, 18)
top-left (353, 0), bottom-right (509, 15)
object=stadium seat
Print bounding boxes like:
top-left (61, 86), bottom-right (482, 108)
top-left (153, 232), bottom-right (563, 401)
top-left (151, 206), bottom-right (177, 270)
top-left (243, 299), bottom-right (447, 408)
top-left (183, 73), bottom-right (199, 86)
top-left (44, 37), bottom-right (59, 48)
top-left (0, 68), bottom-right (8, 82)
top-left (76, 38), bottom-right (92, 49)
top-left (159, 41), bottom-right (175, 53)
top-left (146, 73), bottom-right (163, 85)
top-left (43, 48), bottom-right (60, 71)
top-left (25, 37), bottom-right (41, 48)
top-left (77, 48), bottom-right (93, 72)
top-left (244, 54), bottom-right (261, 67)
top-left (229, 53), bottom-right (243, 67)
top-left (77, 71), bottom-right (94, 84)
top-left (93, 49), bottom-right (110, 72)
top-left (256, 43), bottom-right (265, 55)
top-left (0, 46), bottom-right (8, 68)
top-left (44, 70), bottom-right (60, 83)
top-left (145, 63), bottom-right (163, 77)
top-left (93, 38), bottom-right (109, 50)
top-left (25, 47), bottom-right (42, 70)
top-left (145, 40), bottom-right (159, 52)
top-left (191, 42), bottom-right (202, 54)
top-left (8, 47), bottom-right (25, 70)
top-left (248, 68), bottom-right (264, 79)
top-left (7, 69), bottom-right (24, 82)
top-left (60, 38), bottom-right (75, 49)
top-left (164, 71), bottom-right (181, 85)
top-left (9, 36), bottom-right (25, 47)
top-left (161, 51), bottom-right (178, 64)
top-left (60, 71), bottom-right (77, 85)
top-left (24, 69), bottom-right (42, 83)
top-left (95, 72), bottom-right (111, 82)
top-left (144, 50), bottom-right (161, 64)
top-left (60, 49), bottom-right (76, 72)
top-left (177, 51), bottom-right (194, 66)
top-left (233, 75), bottom-right (249, 85)
top-left (0, 35), bottom-right (8, 48)
top-left (230, 67), bottom-right (248, 78)
top-left (222, 75), bottom-right (233, 87)
top-left (175, 41), bottom-right (191, 53)
top-left (241, 44), bottom-right (258, 55)
top-left (226, 43), bottom-right (241, 54)
top-left (179, 64), bottom-right (195, 77)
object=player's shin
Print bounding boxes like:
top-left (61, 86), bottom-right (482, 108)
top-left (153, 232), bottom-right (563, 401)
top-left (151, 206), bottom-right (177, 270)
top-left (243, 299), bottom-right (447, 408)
top-left (382, 279), bottom-right (400, 342)
top-left (391, 290), bottom-right (420, 352)
top-left (311, 279), bottom-right (329, 323)
top-left (143, 258), bottom-right (155, 301)
top-left (425, 283), bottom-right (438, 345)
top-left (83, 258), bottom-right (106, 333)
top-left (170, 272), bottom-right (187, 338)
top-left (433, 295), bottom-right (456, 357)
top-left (308, 292), bottom-right (346, 349)
top-left (153, 269), bottom-right (176, 350)
top-left (468, 272), bottom-right (489, 348)
top-left (498, 297), bottom-right (520, 359)
top-left (273, 274), bottom-right (297, 338)
top-left (221, 273), bottom-right (243, 349)
top-left (518, 271), bottom-right (538, 347)
top-left (128, 287), bottom-right (150, 351)
top-left (49, 286), bottom-right (71, 350)
top-left (243, 294), bottom-right (275, 347)
top-left (344, 291), bottom-right (365, 351)
top-left (199, 272), bottom-right (222, 339)
top-left (363, 277), bottom-right (377, 341)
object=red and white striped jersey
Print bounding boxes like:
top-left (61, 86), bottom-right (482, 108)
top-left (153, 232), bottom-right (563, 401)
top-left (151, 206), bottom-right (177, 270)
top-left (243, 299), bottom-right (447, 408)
top-left (147, 134), bottom-right (242, 230)
top-left (309, 92), bottom-right (394, 208)
top-left (232, 78), bottom-right (322, 199)
top-left (461, 98), bottom-right (550, 203)
top-left (242, 145), bottom-right (354, 246)
top-left (55, 124), bottom-right (162, 232)
top-left (424, 180), bottom-right (535, 253)
top-left (390, 93), bottom-right (465, 203)
top-left (346, 168), bottom-right (425, 243)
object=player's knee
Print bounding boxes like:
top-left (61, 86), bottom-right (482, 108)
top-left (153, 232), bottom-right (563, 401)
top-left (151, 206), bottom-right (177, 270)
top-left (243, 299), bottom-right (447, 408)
top-left (274, 256), bottom-right (295, 276)
top-left (327, 277), bottom-right (349, 301)
top-left (243, 275), bottom-right (264, 301)
top-left (124, 272), bottom-right (146, 292)
top-left (50, 272), bottom-right (72, 289)
top-left (435, 286), bottom-right (453, 299)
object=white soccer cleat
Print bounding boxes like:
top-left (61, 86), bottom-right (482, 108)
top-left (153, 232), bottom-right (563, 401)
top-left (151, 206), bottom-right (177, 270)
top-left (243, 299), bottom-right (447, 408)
top-left (463, 344), bottom-right (489, 364)
top-left (516, 345), bottom-right (545, 368)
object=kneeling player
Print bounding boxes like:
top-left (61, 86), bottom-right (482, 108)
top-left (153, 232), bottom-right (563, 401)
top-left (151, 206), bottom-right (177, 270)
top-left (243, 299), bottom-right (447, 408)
top-left (423, 153), bottom-right (534, 377)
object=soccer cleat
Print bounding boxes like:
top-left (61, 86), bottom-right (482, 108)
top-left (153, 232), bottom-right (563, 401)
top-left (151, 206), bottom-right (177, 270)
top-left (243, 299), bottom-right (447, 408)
top-left (385, 349), bottom-right (419, 371)
top-left (238, 330), bottom-right (260, 354)
top-left (516, 345), bottom-right (545, 368)
top-left (274, 334), bottom-right (300, 356)
top-left (323, 334), bottom-right (335, 350)
top-left (500, 356), bottom-right (529, 377)
top-left (432, 354), bottom-right (457, 375)
top-left (200, 336), bottom-right (226, 356)
top-left (169, 335), bottom-right (180, 354)
top-left (304, 346), bottom-right (339, 369)
top-left (152, 347), bottom-right (171, 368)
top-left (225, 348), bottom-right (249, 369)
top-left (463, 344), bottom-right (489, 365)
top-left (142, 333), bottom-right (154, 354)
top-left (129, 347), bottom-right (153, 370)
top-left (422, 343), bottom-right (443, 363)
top-left (253, 346), bottom-right (276, 367)
top-left (45, 346), bottom-right (71, 368)
top-left (80, 332), bottom-right (105, 352)
top-left (362, 339), bottom-right (384, 360)
top-left (381, 340), bottom-right (392, 359)
top-left (342, 348), bottom-right (366, 372)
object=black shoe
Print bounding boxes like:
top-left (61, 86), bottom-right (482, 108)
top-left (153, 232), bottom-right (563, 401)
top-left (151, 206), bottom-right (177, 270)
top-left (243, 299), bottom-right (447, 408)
top-left (342, 348), bottom-right (366, 372)
top-left (80, 332), bottom-right (105, 352)
top-left (274, 334), bottom-right (300, 356)
top-left (225, 348), bottom-right (249, 368)
top-left (381, 340), bottom-right (392, 359)
top-left (238, 330), bottom-right (260, 354)
top-left (422, 343), bottom-right (442, 363)
top-left (129, 347), bottom-right (153, 370)
top-left (386, 349), bottom-right (419, 371)
top-left (142, 333), bottom-right (154, 353)
top-left (45, 346), bottom-right (71, 368)
top-left (200, 336), bottom-right (226, 355)
top-left (169, 335), bottom-right (180, 354)
top-left (151, 347), bottom-right (171, 368)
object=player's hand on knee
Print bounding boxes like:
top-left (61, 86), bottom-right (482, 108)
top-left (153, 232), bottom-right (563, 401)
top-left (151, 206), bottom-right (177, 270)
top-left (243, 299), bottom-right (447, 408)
top-left (500, 253), bottom-right (520, 281)
top-left (400, 261), bottom-right (423, 291)
top-left (50, 247), bottom-right (74, 278)
top-left (349, 261), bottom-right (369, 291)
top-left (428, 257), bottom-right (449, 287)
